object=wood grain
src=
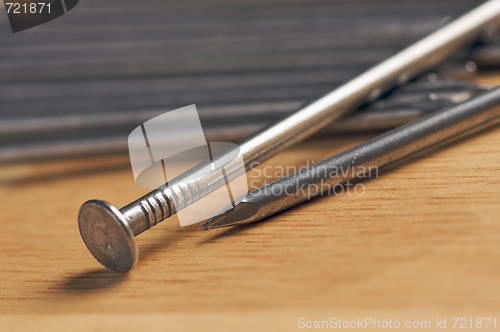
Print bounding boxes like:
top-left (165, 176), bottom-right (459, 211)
top-left (1, 74), bottom-right (500, 331)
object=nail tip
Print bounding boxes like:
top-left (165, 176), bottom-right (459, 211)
top-left (201, 201), bottom-right (261, 231)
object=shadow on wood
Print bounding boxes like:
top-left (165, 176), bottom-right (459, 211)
top-left (58, 269), bottom-right (128, 293)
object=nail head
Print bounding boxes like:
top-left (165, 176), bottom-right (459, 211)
top-left (78, 200), bottom-right (138, 272)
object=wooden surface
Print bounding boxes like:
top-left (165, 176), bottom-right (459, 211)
top-left (1, 74), bottom-right (500, 331)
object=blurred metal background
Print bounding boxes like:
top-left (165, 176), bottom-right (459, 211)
top-left (0, 0), bottom-right (496, 162)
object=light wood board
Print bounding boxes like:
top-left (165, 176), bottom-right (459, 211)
top-left (1, 74), bottom-right (500, 331)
